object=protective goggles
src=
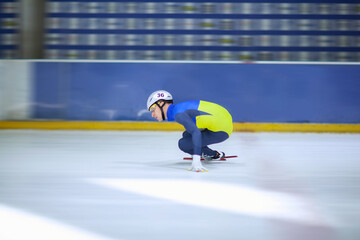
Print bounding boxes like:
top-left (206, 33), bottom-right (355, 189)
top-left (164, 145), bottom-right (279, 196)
top-left (149, 104), bottom-right (156, 112)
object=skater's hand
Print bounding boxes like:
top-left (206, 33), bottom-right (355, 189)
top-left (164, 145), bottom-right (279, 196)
top-left (187, 155), bottom-right (208, 172)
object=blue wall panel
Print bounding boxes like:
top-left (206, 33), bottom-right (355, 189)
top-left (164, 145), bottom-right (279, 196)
top-left (32, 62), bottom-right (360, 123)
top-left (33, 62), bottom-right (69, 119)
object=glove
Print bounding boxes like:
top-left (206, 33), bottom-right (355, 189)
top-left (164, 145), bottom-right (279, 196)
top-left (187, 155), bottom-right (208, 172)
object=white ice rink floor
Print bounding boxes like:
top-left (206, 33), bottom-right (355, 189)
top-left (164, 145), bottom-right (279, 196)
top-left (0, 130), bottom-right (360, 240)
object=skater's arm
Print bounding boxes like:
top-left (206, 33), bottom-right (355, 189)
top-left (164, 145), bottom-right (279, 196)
top-left (174, 109), bottom-right (208, 172)
top-left (175, 111), bottom-right (202, 156)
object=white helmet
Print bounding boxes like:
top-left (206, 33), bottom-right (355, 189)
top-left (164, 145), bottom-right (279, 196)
top-left (147, 90), bottom-right (173, 111)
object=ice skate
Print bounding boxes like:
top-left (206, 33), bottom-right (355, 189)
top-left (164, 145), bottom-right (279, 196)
top-left (202, 151), bottom-right (225, 161)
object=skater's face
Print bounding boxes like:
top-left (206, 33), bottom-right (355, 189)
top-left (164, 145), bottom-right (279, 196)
top-left (150, 102), bottom-right (164, 121)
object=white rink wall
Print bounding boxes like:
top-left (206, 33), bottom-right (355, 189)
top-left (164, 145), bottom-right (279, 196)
top-left (0, 60), bottom-right (32, 120)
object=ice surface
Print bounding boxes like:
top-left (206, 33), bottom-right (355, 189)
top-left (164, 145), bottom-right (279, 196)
top-left (0, 130), bottom-right (359, 240)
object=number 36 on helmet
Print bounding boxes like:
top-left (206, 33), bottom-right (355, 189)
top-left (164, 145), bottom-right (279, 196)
top-left (147, 90), bottom-right (173, 111)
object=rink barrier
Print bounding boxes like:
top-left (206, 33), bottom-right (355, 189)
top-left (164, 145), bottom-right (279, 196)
top-left (1, 60), bottom-right (360, 123)
top-left (1, 121), bottom-right (360, 133)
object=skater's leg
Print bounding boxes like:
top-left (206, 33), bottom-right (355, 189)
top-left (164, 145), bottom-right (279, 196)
top-left (201, 130), bottom-right (229, 157)
top-left (179, 130), bottom-right (228, 156)
top-left (178, 131), bottom-right (193, 155)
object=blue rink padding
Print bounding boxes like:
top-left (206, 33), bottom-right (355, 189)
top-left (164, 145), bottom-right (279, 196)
top-left (32, 61), bottom-right (360, 123)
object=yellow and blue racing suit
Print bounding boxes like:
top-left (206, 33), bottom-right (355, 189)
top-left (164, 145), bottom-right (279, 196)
top-left (166, 100), bottom-right (233, 156)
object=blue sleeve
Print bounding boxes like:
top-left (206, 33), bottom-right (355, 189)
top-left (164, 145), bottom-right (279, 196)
top-left (174, 110), bottom-right (202, 156)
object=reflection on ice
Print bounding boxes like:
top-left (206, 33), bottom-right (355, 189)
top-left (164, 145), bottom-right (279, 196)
top-left (89, 178), bottom-right (333, 226)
